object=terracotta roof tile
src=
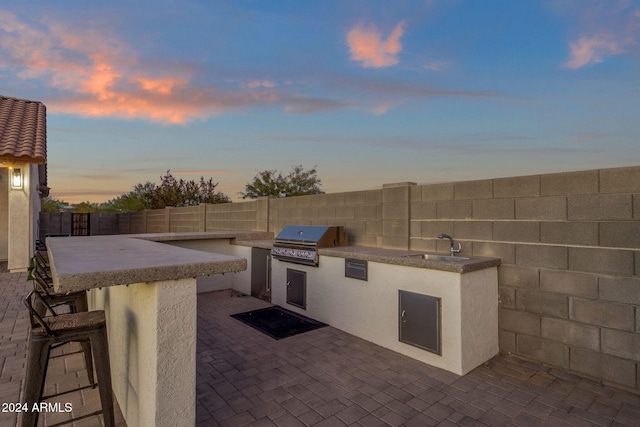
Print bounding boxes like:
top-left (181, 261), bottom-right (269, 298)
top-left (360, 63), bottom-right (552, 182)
top-left (0, 95), bottom-right (47, 164)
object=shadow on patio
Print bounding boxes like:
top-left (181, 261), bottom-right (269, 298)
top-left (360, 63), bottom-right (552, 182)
top-left (2, 271), bottom-right (640, 426)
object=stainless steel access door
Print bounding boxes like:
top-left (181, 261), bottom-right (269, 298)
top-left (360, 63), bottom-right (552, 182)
top-left (286, 268), bottom-right (306, 309)
top-left (251, 248), bottom-right (271, 302)
top-left (399, 290), bottom-right (441, 355)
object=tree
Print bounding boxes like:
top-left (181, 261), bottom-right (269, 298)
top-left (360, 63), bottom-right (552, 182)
top-left (74, 202), bottom-right (100, 213)
top-left (240, 165), bottom-right (324, 199)
top-left (144, 171), bottom-right (230, 209)
top-left (100, 182), bottom-right (156, 212)
top-left (93, 171), bottom-right (231, 212)
top-left (40, 197), bottom-right (65, 213)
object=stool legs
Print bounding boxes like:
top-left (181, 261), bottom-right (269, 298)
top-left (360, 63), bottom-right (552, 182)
top-left (92, 327), bottom-right (115, 427)
top-left (21, 338), bottom-right (51, 427)
top-left (21, 330), bottom-right (114, 427)
top-left (81, 340), bottom-right (96, 386)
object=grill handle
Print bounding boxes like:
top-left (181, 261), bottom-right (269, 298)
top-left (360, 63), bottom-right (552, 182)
top-left (266, 255), bottom-right (271, 293)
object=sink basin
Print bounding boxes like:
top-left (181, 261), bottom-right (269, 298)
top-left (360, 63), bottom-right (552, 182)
top-left (404, 254), bottom-right (470, 262)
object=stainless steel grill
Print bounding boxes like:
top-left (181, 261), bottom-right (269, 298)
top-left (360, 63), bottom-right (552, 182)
top-left (271, 225), bottom-right (347, 266)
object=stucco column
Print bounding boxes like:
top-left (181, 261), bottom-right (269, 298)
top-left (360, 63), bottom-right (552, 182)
top-left (88, 278), bottom-right (197, 427)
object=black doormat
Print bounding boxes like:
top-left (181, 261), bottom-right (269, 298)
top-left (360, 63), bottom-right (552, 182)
top-left (231, 306), bottom-right (327, 340)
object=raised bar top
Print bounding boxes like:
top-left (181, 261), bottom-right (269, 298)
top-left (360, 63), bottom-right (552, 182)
top-left (130, 230), bottom-right (273, 242)
top-left (47, 234), bottom-right (248, 294)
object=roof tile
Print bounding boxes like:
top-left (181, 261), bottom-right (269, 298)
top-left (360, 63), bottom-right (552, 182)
top-left (0, 95), bottom-right (47, 164)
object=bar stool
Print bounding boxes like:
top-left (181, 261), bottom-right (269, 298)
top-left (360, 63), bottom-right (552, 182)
top-left (21, 291), bottom-right (115, 427)
top-left (31, 266), bottom-right (88, 314)
top-left (33, 251), bottom-right (52, 282)
top-left (32, 265), bottom-right (96, 390)
top-left (35, 239), bottom-right (47, 252)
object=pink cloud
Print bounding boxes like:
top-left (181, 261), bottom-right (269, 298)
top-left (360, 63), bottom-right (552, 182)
top-left (347, 21), bottom-right (405, 68)
top-left (564, 34), bottom-right (623, 68)
top-left (137, 77), bottom-right (186, 95)
top-left (0, 10), bottom-right (332, 123)
top-left (560, 2), bottom-right (640, 69)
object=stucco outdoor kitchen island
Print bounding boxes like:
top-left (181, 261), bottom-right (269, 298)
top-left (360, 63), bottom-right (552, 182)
top-left (46, 233), bottom-right (248, 427)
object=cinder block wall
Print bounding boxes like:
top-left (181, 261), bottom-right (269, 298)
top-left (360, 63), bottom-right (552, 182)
top-left (205, 199), bottom-right (263, 231)
top-left (39, 212), bottom-right (73, 236)
top-left (129, 212), bottom-right (145, 233)
top-left (169, 205), bottom-right (204, 232)
top-left (145, 209), bottom-right (166, 233)
top-left (410, 166), bottom-right (640, 391)
top-left (267, 189), bottom-right (382, 246)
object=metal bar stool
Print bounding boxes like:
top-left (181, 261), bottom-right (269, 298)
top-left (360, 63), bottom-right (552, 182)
top-left (21, 291), bottom-right (115, 427)
top-left (32, 266), bottom-right (95, 389)
top-left (31, 266), bottom-right (88, 314)
top-left (33, 251), bottom-right (52, 282)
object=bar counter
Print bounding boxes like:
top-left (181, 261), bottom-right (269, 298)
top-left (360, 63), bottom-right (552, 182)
top-left (46, 233), bottom-right (250, 427)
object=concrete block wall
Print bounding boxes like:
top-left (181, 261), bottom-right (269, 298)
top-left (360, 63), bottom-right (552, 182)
top-left (169, 205), bottom-right (204, 232)
top-left (129, 212), bottom-right (145, 233)
top-left (89, 213), bottom-right (120, 235)
top-left (145, 209), bottom-right (166, 233)
top-left (410, 165), bottom-right (640, 391)
top-left (267, 189), bottom-right (382, 245)
top-left (39, 212), bottom-right (73, 237)
top-left (205, 200), bottom-right (262, 231)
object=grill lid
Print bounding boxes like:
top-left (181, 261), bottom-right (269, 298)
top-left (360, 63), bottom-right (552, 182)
top-left (275, 225), bottom-right (333, 244)
top-left (272, 225), bottom-right (347, 266)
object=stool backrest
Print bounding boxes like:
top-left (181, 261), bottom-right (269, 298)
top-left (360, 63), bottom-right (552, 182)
top-left (32, 268), bottom-right (54, 298)
top-left (35, 239), bottom-right (47, 251)
top-left (23, 290), bottom-right (57, 336)
top-left (33, 252), bottom-right (51, 278)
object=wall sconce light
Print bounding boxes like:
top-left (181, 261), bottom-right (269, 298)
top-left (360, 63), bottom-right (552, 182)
top-left (11, 167), bottom-right (22, 189)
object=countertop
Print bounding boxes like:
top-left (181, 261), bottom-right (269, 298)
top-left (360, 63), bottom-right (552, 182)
top-left (234, 239), bottom-right (500, 273)
top-left (47, 230), bottom-right (500, 293)
top-left (319, 246), bottom-right (500, 273)
top-left (47, 234), bottom-right (249, 294)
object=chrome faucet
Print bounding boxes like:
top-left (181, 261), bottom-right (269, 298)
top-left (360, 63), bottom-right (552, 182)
top-left (438, 233), bottom-right (462, 256)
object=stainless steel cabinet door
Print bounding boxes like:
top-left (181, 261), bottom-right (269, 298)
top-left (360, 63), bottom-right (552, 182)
top-left (399, 290), bottom-right (441, 355)
top-left (286, 268), bottom-right (306, 309)
top-left (251, 248), bottom-right (271, 301)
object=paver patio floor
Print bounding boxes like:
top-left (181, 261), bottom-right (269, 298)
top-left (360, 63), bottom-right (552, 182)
top-left (3, 271), bottom-right (640, 426)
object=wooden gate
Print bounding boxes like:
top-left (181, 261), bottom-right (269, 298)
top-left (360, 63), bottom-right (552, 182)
top-left (72, 213), bottom-right (90, 236)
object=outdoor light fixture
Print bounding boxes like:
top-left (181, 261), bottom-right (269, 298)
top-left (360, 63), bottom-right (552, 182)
top-left (11, 167), bottom-right (22, 189)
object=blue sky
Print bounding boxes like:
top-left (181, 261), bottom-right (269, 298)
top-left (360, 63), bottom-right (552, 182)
top-left (1, 1), bottom-right (638, 203)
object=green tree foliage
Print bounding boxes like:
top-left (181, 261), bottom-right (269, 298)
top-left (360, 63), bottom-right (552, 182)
top-left (100, 182), bottom-right (156, 212)
top-left (39, 197), bottom-right (65, 212)
top-left (101, 171), bottom-right (230, 211)
top-left (44, 171), bottom-right (231, 213)
top-left (74, 202), bottom-right (101, 213)
top-left (240, 165), bottom-right (324, 199)
top-left (145, 171), bottom-right (231, 208)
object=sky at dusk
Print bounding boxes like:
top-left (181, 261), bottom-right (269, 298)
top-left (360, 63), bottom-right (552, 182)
top-left (1, 1), bottom-right (639, 203)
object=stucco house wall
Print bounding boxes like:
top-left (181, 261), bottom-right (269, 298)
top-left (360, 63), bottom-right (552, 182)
top-left (0, 168), bottom-right (8, 262)
top-left (1, 164), bottom-right (40, 271)
top-left (0, 95), bottom-right (48, 272)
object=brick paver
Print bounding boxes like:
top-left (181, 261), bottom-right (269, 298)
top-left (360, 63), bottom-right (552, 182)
top-left (195, 290), bottom-right (640, 426)
top-left (3, 271), bottom-right (640, 426)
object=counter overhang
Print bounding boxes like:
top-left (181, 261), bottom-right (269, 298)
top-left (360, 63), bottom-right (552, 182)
top-left (47, 234), bottom-right (248, 294)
